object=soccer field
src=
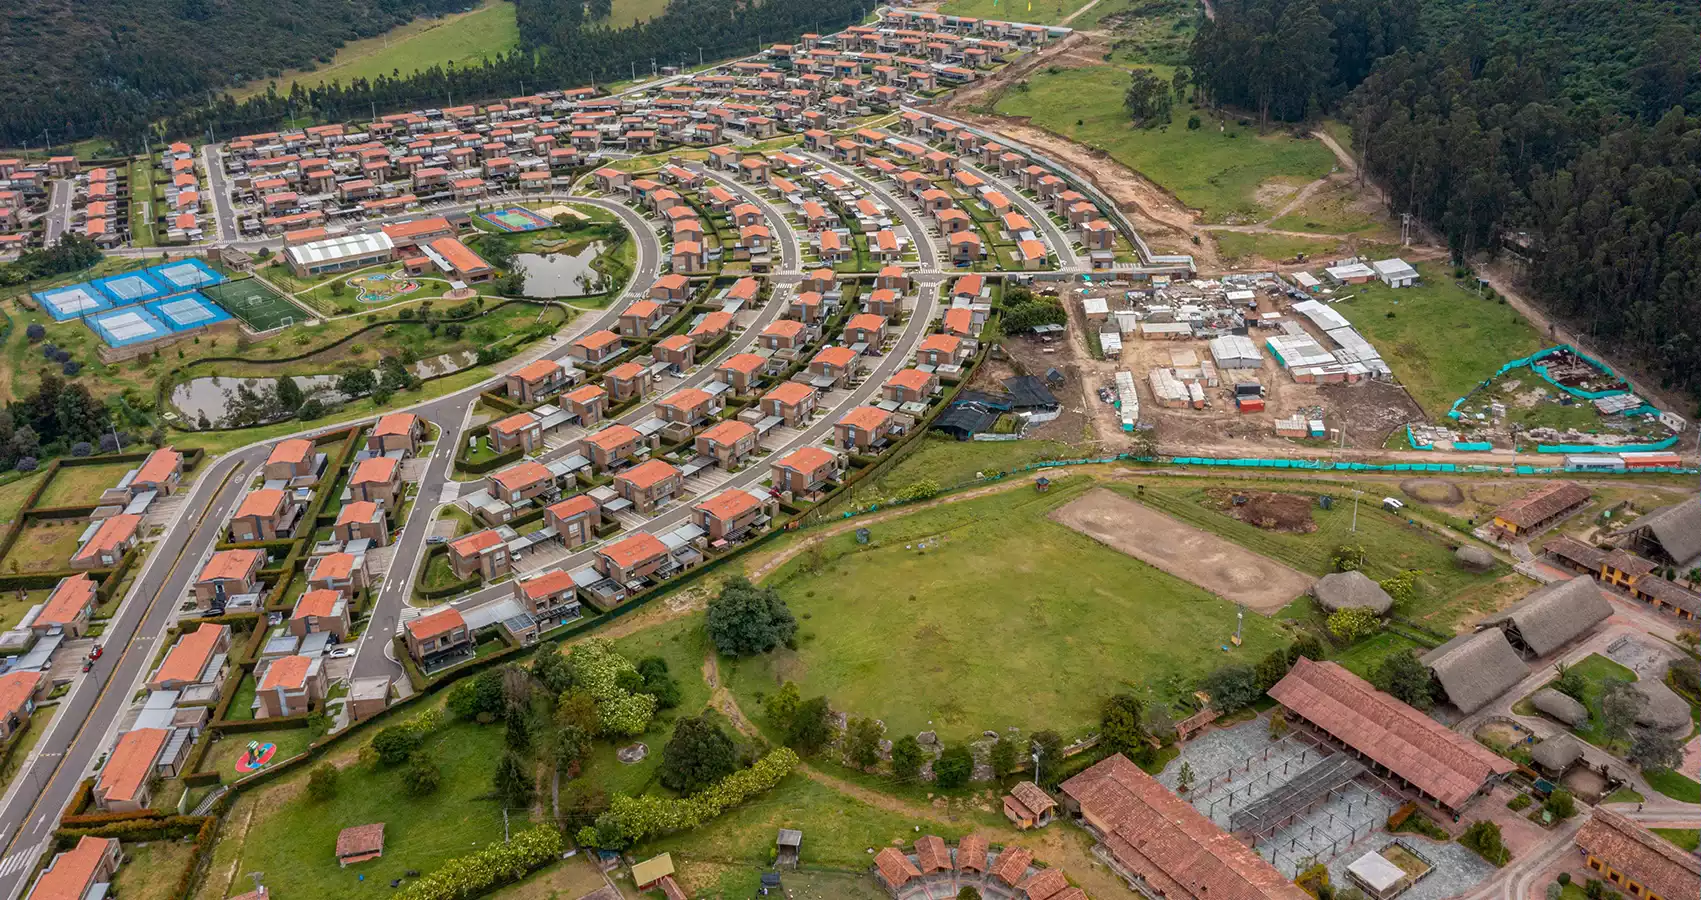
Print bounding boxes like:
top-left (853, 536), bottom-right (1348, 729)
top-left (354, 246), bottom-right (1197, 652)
top-left (204, 279), bottom-right (305, 332)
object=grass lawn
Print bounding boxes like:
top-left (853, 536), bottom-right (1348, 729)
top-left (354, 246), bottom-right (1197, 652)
top-left (214, 717), bottom-right (509, 899)
top-left (0, 588), bottom-right (50, 630)
top-left (226, 674), bottom-right (258, 721)
top-left (1553, 653), bottom-right (1638, 754)
top-left (1333, 631), bottom-right (1424, 681)
top-left (2, 295), bottom-right (159, 407)
top-left (1121, 480), bottom-right (1505, 624)
top-left (110, 839), bottom-right (197, 900)
top-left (0, 473), bottom-right (45, 525)
top-left (1213, 231), bottom-right (1342, 266)
top-left (486, 856), bottom-right (612, 899)
top-left (1, 519), bottom-right (89, 572)
top-left (610, 612), bottom-right (715, 729)
top-left (1644, 767), bottom-right (1701, 803)
top-left (993, 66), bottom-right (1335, 223)
top-left (724, 480), bottom-right (1289, 742)
top-left (37, 462), bottom-right (136, 507)
top-left (642, 773), bottom-right (970, 873)
top-left (940, 0), bottom-right (1099, 26)
top-left (0, 706), bottom-right (57, 789)
top-left (1267, 182), bottom-right (1386, 236)
top-left (419, 554), bottom-right (466, 593)
top-left (195, 725), bottom-right (318, 781)
top-left (1333, 263), bottom-right (1547, 418)
top-left (1652, 828), bottom-right (1700, 851)
top-left (848, 435), bottom-right (1080, 504)
top-left (235, 1), bottom-right (521, 97)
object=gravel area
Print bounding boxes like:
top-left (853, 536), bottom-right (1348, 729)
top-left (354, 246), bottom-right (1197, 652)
top-left (1326, 837), bottom-right (1495, 900)
top-left (1604, 635), bottom-right (1680, 677)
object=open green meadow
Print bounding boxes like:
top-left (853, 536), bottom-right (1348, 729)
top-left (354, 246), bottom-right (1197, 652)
top-left (724, 478), bottom-right (1289, 742)
top-left (994, 66), bottom-right (1336, 222)
top-left (1334, 263), bottom-right (1547, 418)
top-left (37, 462), bottom-right (134, 507)
top-left (110, 840), bottom-right (197, 900)
top-left (1213, 232), bottom-right (1343, 266)
top-left (848, 434), bottom-right (1080, 503)
top-left (940, 0), bottom-right (1100, 26)
top-left (0, 473), bottom-right (45, 525)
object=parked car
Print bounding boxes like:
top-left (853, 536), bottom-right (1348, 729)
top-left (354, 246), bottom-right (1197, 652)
top-left (1382, 497), bottom-right (1405, 511)
top-left (329, 647), bottom-right (355, 659)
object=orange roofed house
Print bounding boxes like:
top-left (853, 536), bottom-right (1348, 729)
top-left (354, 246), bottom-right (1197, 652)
top-left (449, 529), bottom-right (511, 581)
top-left (692, 489), bottom-right (775, 544)
top-left (70, 513), bottom-right (141, 570)
top-left (760, 382), bottom-right (818, 427)
top-left (369, 413), bottom-right (426, 457)
top-left (593, 532), bottom-right (688, 594)
top-left (614, 459), bottom-right (684, 514)
top-left (835, 406), bottom-right (897, 451)
top-left (514, 568), bottom-right (583, 625)
top-left (404, 607), bottom-right (472, 669)
top-left (122, 447), bottom-right (184, 499)
top-left (24, 835), bottom-right (122, 900)
top-left (349, 456), bottom-right (403, 508)
top-left (291, 589), bottom-right (351, 640)
top-left (264, 437), bottom-right (322, 484)
top-left (334, 500), bottom-right (388, 545)
top-left (505, 358), bottom-right (578, 404)
top-left (546, 495), bottom-right (601, 550)
top-left (0, 671), bottom-right (45, 742)
top-left (256, 654), bottom-right (328, 718)
top-left (193, 549), bottom-right (265, 615)
top-left (228, 488), bottom-right (304, 542)
top-left (148, 623), bottom-right (232, 691)
top-left (1574, 807), bottom-right (1700, 900)
top-left (94, 728), bottom-right (189, 813)
top-left (695, 419), bottom-right (759, 469)
top-left (583, 423), bottom-right (645, 472)
top-left (32, 574), bottom-right (99, 638)
top-left (307, 550), bottom-right (369, 597)
top-left (771, 446), bottom-right (844, 498)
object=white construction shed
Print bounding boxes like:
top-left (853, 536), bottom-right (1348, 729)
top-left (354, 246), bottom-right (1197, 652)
top-left (1209, 334), bottom-right (1262, 369)
top-left (1373, 258), bottom-right (1419, 288)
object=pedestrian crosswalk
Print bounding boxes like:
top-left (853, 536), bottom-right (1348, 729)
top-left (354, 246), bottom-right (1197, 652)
top-left (0, 844), bottom-right (42, 879)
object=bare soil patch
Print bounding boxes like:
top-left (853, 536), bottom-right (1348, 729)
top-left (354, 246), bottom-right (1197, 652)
top-left (1203, 489), bottom-right (1316, 532)
top-left (1048, 487), bottom-right (1314, 612)
top-left (1400, 478), bottom-right (1464, 505)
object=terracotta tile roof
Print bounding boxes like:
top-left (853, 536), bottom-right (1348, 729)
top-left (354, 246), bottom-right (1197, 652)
top-left (607, 362), bottom-right (646, 381)
top-left (39, 574), bottom-right (98, 625)
top-left (585, 424), bottom-right (642, 452)
top-left (155, 623), bottom-right (227, 686)
top-left (512, 359), bottom-right (564, 383)
top-left (350, 456), bottom-right (399, 486)
top-left (310, 552), bottom-right (357, 582)
top-left (1576, 807), bottom-right (1701, 900)
top-left (915, 835), bottom-right (951, 874)
top-left (921, 333), bottom-right (963, 355)
top-left (1604, 548), bottom-right (1657, 578)
top-left (690, 312), bottom-right (734, 336)
top-left (956, 834), bottom-right (989, 872)
top-left (954, 274), bottom-right (984, 296)
top-left (549, 495), bottom-right (600, 521)
top-left (336, 823), bottom-right (386, 859)
top-left (1545, 536), bottom-right (1607, 570)
top-left (99, 727), bottom-right (169, 803)
top-left (199, 549), bottom-right (262, 584)
top-left (373, 413), bottom-right (421, 437)
top-left (293, 589), bottom-right (344, 620)
top-left (450, 529), bottom-right (505, 556)
top-left (336, 500), bottom-right (382, 527)
top-left (944, 307), bottom-right (974, 333)
top-left (576, 329), bottom-right (622, 351)
top-left (990, 847), bottom-right (1033, 887)
top-left (695, 489), bottom-right (763, 523)
top-left (260, 654), bottom-right (313, 691)
top-left (1009, 781), bottom-right (1057, 818)
top-left (520, 569), bottom-right (577, 600)
top-left (1267, 659), bottom-right (1515, 808)
top-left (813, 346), bottom-right (858, 369)
top-left (715, 355), bottom-right (765, 379)
top-left (1493, 481), bottom-right (1591, 529)
top-left (656, 335), bottom-right (693, 352)
top-left (775, 446), bottom-right (836, 474)
top-left (1018, 867), bottom-right (1070, 900)
top-left (624, 299), bottom-right (661, 319)
top-left (846, 313), bottom-right (886, 333)
top-left (0, 671), bottom-right (42, 717)
top-left (71, 514), bottom-right (140, 564)
top-left (601, 532), bottom-right (669, 570)
top-left (267, 438), bottom-right (313, 466)
top-left (134, 447), bottom-right (182, 485)
top-left (763, 382), bottom-right (815, 406)
top-left (763, 319), bottom-right (805, 340)
top-left (727, 278), bottom-right (760, 301)
top-left (618, 459), bottom-right (681, 491)
top-left (408, 608), bottom-right (466, 641)
top-left (492, 412), bottom-right (539, 436)
top-left (838, 406), bottom-right (890, 431)
top-left (659, 388), bottom-right (712, 412)
top-left (234, 488), bottom-right (287, 521)
top-left (566, 384), bottom-right (608, 406)
top-left (429, 237), bottom-right (491, 274)
top-left (26, 835), bottom-right (115, 900)
top-left (1061, 754), bottom-right (1305, 900)
top-left (874, 847), bottom-right (921, 888)
top-left (887, 369), bottom-right (934, 392)
top-left (698, 419), bottom-right (756, 447)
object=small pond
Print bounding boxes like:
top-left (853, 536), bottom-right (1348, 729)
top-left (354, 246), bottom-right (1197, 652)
top-left (514, 241), bottom-right (609, 298)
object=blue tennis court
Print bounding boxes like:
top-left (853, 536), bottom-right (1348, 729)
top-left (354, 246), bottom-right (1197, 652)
top-left (92, 270), bottom-right (170, 306)
top-left (146, 293), bottom-right (232, 332)
top-left (148, 258), bottom-right (226, 292)
top-left (89, 307), bottom-right (172, 348)
top-left (33, 284), bottom-right (113, 321)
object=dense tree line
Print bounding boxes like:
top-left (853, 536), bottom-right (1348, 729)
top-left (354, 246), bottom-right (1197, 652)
top-left (0, 236), bottom-right (103, 289)
top-left (1190, 0), bottom-right (1701, 398)
top-left (1, 0), bottom-right (467, 147)
top-left (152, 0), bottom-right (869, 150)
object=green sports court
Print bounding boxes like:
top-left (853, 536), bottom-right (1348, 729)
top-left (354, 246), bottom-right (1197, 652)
top-left (202, 279), bottom-right (306, 332)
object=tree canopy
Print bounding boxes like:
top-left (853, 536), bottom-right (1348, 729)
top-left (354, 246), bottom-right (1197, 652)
top-left (705, 577), bottom-right (797, 656)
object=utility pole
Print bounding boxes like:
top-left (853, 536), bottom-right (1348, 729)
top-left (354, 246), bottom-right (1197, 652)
top-left (1031, 747), bottom-right (1041, 786)
top-left (245, 873), bottom-right (265, 896)
top-left (1351, 488), bottom-right (1362, 533)
top-left (503, 809), bottom-right (510, 843)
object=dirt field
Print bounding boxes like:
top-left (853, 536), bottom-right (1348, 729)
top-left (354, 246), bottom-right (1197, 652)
top-left (1048, 487), bottom-right (1315, 612)
top-left (1204, 489), bottom-right (1317, 532)
top-left (971, 328), bottom-right (1095, 445)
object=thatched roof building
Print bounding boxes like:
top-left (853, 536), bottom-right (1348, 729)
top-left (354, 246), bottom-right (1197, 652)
top-left (1421, 630), bottom-right (1528, 714)
top-left (1484, 577), bottom-right (1611, 656)
top-left (1312, 571), bottom-right (1393, 615)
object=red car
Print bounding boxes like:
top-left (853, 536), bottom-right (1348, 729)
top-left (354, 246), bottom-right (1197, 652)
top-left (89, 645), bottom-right (104, 660)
